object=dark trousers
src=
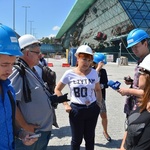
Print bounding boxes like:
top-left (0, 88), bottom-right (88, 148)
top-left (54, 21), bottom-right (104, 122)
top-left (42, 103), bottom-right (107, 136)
top-left (69, 102), bottom-right (100, 150)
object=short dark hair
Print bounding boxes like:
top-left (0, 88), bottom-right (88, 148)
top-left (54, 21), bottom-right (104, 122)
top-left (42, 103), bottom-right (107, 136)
top-left (141, 39), bottom-right (147, 44)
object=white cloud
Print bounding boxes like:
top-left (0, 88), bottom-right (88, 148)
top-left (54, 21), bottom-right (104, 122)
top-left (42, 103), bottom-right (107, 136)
top-left (52, 26), bottom-right (60, 31)
top-left (48, 34), bottom-right (56, 38)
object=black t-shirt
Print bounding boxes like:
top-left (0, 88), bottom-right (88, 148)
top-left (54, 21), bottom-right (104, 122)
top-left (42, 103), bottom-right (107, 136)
top-left (99, 68), bottom-right (108, 100)
top-left (125, 107), bottom-right (150, 150)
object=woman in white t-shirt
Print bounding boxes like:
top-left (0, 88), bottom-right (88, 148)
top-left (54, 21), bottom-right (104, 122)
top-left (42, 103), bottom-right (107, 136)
top-left (55, 45), bottom-right (102, 150)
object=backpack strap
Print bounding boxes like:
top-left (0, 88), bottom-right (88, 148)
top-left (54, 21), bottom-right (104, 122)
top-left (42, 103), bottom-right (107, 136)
top-left (37, 64), bottom-right (56, 94)
top-left (14, 61), bottom-right (31, 103)
top-left (7, 90), bottom-right (16, 143)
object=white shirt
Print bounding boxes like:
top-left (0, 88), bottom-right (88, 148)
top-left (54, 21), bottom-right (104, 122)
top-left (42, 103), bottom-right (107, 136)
top-left (60, 68), bottom-right (99, 104)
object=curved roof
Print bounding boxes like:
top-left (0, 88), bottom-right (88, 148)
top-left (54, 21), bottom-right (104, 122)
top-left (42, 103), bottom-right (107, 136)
top-left (56, 0), bottom-right (96, 39)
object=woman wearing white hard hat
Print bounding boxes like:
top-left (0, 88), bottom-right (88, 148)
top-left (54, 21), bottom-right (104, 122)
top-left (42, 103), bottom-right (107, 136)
top-left (55, 45), bottom-right (102, 150)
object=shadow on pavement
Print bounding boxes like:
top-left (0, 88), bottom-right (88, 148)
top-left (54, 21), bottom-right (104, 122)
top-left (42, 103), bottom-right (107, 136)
top-left (51, 125), bottom-right (71, 139)
top-left (47, 139), bottom-right (122, 150)
top-left (47, 145), bottom-right (85, 150)
top-left (49, 126), bottom-right (122, 149)
top-left (95, 139), bottom-right (122, 149)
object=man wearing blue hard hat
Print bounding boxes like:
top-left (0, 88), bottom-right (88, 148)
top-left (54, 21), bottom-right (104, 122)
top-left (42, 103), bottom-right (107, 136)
top-left (0, 24), bottom-right (38, 150)
top-left (118, 28), bottom-right (150, 150)
top-left (119, 28), bottom-right (150, 116)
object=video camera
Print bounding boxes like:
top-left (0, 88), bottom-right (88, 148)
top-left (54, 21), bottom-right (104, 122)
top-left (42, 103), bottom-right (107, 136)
top-left (124, 76), bottom-right (133, 82)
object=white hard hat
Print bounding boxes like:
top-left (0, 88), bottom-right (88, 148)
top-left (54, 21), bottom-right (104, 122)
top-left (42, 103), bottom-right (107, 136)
top-left (139, 54), bottom-right (150, 72)
top-left (75, 45), bottom-right (93, 57)
top-left (18, 34), bottom-right (41, 49)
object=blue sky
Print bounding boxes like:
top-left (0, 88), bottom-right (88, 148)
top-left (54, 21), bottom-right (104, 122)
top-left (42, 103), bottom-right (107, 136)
top-left (0, 0), bottom-right (76, 39)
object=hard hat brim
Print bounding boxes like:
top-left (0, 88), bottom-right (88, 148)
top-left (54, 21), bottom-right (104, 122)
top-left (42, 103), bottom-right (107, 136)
top-left (0, 50), bottom-right (23, 56)
top-left (75, 51), bottom-right (93, 57)
top-left (139, 63), bottom-right (150, 72)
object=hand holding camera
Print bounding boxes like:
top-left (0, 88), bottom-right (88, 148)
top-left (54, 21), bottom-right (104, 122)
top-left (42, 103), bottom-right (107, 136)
top-left (124, 76), bottom-right (133, 85)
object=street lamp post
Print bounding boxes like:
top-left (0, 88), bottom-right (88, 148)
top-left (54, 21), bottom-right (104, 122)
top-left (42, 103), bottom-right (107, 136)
top-left (13, 0), bottom-right (15, 30)
top-left (119, 42), bottom-right (122, 58)
top-left (118, 42), bottom-right (122, 66)
top-left (22, 6), bottom-right (30, 34)
top-left (32, 28), bottom-right (36, 37)
top-left (28, 20), bottom-right (34, 34)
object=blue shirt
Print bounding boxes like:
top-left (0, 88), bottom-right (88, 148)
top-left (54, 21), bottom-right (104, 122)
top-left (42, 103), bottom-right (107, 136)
top-left (0, 79), bottom-right (16, 150)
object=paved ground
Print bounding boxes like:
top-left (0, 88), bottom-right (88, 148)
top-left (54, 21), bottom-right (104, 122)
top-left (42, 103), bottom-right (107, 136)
top-left (45, 58), bottom-right (136, 150)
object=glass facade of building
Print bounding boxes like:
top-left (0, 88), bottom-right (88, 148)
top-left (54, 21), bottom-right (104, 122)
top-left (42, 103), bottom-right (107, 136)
top-left (57, 0), bottom-right (150, 61)
top-left (119, 0), bottom-right (150, 34)
top-left (79, 0), bottom-right (132, 45)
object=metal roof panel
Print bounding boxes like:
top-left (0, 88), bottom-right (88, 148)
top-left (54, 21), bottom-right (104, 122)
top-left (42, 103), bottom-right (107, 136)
top-left (56, 0), bottom-right (96, 39)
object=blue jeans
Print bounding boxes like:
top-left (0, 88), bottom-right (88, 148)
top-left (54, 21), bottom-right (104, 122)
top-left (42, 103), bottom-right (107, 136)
top-left (15, 131), bottom-right (51, 150)
top-left (69, 101), bottom-right (100, 150)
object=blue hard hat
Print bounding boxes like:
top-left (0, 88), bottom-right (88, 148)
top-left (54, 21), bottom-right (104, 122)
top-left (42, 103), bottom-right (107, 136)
top-left (127, 28), bottom-right (150, 48)
top-left (0, 24), bottom-right (23, 56)
top-left (93, 53), bottom-right (107, 64)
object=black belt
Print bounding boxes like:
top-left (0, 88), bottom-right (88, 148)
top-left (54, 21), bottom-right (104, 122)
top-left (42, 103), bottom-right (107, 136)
top-left (71, 101), bottom-right (97, 108)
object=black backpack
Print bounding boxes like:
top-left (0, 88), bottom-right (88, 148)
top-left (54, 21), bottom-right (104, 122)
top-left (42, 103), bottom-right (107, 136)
top-left (38, 64), bottom-right (56, 94)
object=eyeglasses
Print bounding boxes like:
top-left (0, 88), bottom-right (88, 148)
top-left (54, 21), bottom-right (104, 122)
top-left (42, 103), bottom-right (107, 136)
top-left (30, 51), bottom-right (41, 55)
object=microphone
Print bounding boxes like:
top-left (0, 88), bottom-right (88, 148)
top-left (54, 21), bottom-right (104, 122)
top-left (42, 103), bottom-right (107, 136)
top-left (107, 80), bottom-right (121, 90)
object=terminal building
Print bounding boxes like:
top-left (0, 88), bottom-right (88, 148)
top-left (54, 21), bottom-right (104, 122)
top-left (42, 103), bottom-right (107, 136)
top-left (56, 0), bottom-right (150, 62)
